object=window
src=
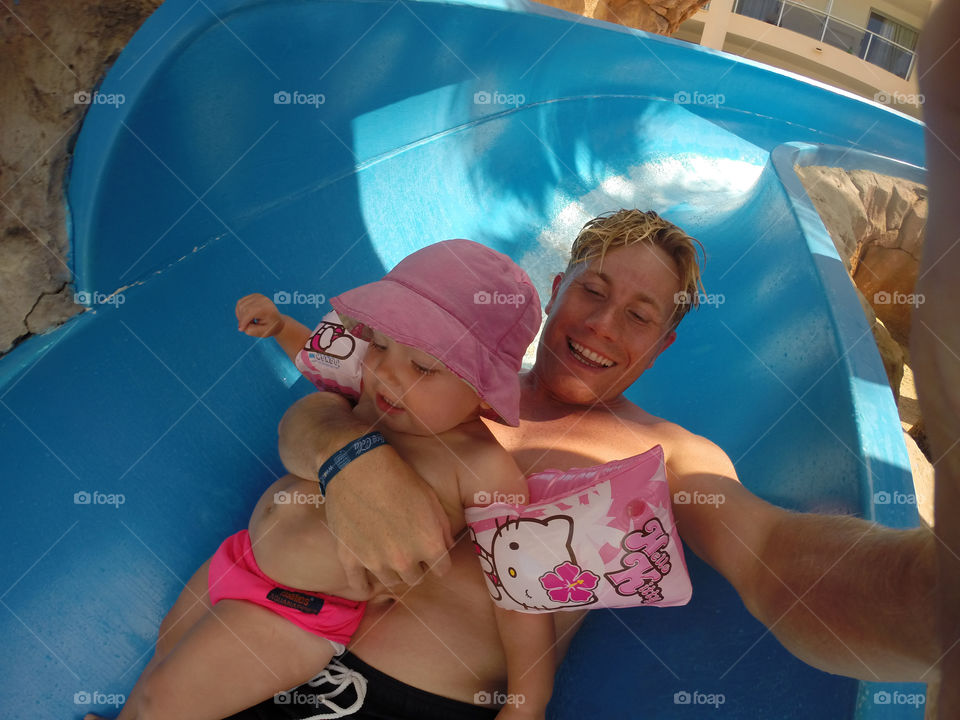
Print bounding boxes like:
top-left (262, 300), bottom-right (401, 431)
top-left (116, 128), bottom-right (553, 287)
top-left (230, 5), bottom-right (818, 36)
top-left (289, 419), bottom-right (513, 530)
top-left (859, 11), bottom-right (919, 78)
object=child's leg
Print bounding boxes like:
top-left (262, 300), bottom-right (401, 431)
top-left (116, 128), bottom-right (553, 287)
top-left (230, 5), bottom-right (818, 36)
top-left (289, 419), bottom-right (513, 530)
top-left (102, 597), bottom-right (339, 720)
top-left (84, 557), bottom-right (218, 720)
top-left (85, 555), bottom-right (341, 720)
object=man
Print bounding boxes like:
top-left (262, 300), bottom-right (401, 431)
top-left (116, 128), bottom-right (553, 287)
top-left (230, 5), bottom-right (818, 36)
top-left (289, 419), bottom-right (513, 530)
top-left (238, 209), bottom-right (938, 719)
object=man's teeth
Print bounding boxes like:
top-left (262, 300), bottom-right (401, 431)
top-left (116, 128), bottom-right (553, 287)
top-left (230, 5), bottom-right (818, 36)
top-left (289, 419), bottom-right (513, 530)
top-left (569, 340), bottom-right (614, 367)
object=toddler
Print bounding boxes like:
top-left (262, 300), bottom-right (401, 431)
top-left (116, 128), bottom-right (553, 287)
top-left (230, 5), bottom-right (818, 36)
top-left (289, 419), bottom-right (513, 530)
top-left (86, 239), bottom-right (553, 720)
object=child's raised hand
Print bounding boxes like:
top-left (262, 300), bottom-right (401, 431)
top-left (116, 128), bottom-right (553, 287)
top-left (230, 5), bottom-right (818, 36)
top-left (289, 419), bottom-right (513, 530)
top-left (236, 293), bottom-right (285, 337)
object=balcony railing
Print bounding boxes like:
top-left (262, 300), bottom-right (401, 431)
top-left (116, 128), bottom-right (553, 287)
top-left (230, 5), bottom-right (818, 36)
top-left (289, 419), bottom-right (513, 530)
top-left (732, 0), bottom-right (916, 79)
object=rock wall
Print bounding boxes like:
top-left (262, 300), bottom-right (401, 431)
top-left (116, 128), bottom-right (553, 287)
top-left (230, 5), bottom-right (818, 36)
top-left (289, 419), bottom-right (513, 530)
top-left (797, 165), bottom-right (933, 526)
top-left (0, 0), bottom-right (162, 356)
top-left (533, 0), bottom-right (708, 35)
top-left (796, 166), bottom-right (927, 346)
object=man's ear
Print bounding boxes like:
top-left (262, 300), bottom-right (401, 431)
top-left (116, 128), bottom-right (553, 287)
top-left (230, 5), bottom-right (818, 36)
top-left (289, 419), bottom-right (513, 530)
top-left (544, 273), bottom-right (565, 315)
top-left (646, 329), bottom-right (677, 370)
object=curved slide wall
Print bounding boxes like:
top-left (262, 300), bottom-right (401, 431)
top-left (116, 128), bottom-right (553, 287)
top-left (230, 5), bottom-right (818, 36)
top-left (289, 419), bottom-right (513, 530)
top-left (0, 0), bottom-right (928, 717)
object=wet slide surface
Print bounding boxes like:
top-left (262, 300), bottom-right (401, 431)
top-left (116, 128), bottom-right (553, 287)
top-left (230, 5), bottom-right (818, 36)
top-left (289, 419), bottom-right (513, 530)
top-left (0, 0), bottom-right (928, 717)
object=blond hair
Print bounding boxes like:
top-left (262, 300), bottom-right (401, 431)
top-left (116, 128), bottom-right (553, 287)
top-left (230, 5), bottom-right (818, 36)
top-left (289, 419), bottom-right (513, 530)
top-left (567, 209), bottom-right (706, 329)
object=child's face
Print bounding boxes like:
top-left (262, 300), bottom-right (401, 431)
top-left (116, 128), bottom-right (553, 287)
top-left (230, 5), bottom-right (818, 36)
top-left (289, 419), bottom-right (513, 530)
top-left (361, 330), bottom-right (486, 436)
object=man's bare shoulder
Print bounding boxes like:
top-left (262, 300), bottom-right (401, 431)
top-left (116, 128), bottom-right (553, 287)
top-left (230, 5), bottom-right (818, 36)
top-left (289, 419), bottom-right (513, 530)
top-left (610, 402), bottom-right (735, 476)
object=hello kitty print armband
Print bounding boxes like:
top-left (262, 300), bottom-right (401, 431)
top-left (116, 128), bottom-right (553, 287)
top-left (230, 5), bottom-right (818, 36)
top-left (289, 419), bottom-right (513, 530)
top-left (294, 310), bottom-right (368, 401)
top-left (464, 445), bottom-right (692, 613)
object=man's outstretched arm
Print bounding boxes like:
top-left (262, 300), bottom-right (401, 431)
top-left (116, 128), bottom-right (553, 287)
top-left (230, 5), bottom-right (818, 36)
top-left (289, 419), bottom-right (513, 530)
top-left (915, 0), bottom-right (960, 714)
top-left (277, 392), bottom-right (454, 588)
top-left (669, 434), bottom-right (940, 682)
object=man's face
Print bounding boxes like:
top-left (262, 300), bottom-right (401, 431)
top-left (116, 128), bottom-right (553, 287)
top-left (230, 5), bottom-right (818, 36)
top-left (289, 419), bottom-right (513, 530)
top-left (534, 242), bottom-right (680, 406)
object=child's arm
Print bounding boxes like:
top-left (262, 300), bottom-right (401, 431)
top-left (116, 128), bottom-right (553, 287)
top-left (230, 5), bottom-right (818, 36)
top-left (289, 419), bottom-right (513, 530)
top-left (493, 607), bottom-right (555, 719)
top-left (459, 441), bottom-right (556, 719)
top-left (235, 293), bottom-right (312, 362)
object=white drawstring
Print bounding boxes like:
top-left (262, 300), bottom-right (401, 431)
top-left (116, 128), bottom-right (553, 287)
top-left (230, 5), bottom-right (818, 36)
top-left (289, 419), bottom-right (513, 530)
top-left (274, 657), bottom-right (367, 719)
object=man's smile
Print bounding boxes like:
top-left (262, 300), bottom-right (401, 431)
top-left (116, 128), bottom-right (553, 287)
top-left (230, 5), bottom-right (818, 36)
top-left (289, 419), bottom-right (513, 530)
top-left (567, 338), bottom-right (616, 368)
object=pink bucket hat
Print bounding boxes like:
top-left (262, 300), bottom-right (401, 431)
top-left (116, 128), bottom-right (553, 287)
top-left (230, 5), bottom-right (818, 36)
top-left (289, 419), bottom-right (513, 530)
top-left (330, 239), bottom-right (541, 426)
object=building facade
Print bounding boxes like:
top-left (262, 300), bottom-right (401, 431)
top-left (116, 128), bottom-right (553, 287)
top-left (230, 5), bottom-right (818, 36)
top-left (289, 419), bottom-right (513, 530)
top-left (676, 0), bottom-right (930, 119)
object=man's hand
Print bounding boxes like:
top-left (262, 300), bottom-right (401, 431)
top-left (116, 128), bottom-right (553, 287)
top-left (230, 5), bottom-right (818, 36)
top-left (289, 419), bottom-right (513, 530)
top-left (324, 452), bottom-right (454, 589)
top-left (277, 392), bottom-right (454, 588)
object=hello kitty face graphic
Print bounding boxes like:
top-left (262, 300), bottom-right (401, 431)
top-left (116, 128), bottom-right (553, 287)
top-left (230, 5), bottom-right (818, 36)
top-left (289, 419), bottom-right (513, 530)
top-left (489, 516), bottom-right (598, 611)
top-left (305, 320), bottom-right (356, 360)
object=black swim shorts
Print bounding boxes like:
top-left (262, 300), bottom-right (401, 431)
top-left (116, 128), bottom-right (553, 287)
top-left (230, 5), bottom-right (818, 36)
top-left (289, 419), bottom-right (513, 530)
top-left (224, 651), bottom-right (499, 720)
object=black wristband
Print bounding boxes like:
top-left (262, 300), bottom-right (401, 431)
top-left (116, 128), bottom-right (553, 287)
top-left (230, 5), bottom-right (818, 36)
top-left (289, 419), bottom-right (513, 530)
top-left (317, 431), bottom-right (388, 494)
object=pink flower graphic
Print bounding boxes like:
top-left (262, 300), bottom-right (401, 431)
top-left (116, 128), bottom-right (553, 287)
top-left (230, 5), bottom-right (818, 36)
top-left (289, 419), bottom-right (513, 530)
top-left (540, 562), bottom-right (599, 603)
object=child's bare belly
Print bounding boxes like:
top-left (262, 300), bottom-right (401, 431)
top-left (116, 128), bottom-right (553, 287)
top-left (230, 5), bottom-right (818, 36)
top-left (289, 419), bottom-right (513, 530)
top-left (247, 474), bottom-right (369, 601)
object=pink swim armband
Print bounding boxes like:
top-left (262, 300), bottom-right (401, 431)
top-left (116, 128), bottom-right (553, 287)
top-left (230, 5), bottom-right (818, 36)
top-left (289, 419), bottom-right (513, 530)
top-left (464, 445), bottom-right (692, 613)
top-left (294, 310), bottom-right (368, 400)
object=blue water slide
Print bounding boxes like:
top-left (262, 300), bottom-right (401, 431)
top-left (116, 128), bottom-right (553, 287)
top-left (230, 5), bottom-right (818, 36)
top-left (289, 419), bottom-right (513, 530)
top-left (0, 0), bottom-right (929, 717)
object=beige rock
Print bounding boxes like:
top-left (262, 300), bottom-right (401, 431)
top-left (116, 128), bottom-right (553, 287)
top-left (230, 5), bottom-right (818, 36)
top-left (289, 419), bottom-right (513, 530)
top-left (0, 0), bottom-right (162, 357)
top-left (853, 245), bottom-right (919, 345)
top-left (795, 165), bottom-right (868, 271)
top-left (898, 199), bottom-right (927, 259)
top-left (535, 0), bottom-right (708, 34)
top-left (850, 170), bottom-right (897, 231)
top-left (26, 285), bottom-right (82, 335)
top-left (885, 183), bottom-right (913, 232)
top-left (903, 429), bottom-right (935, 528)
